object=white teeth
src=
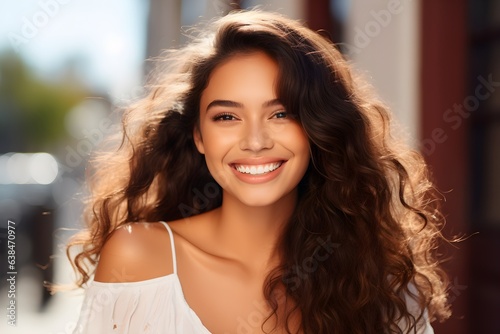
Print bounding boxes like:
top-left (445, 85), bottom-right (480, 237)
top-left (234, 162), bottom-right (282, 175)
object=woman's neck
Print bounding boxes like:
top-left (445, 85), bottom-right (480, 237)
top-left (211, 189), bottom-right (297, 272)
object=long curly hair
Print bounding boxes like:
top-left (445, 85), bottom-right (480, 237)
top-left (67, 10), bottom-right (451, 333)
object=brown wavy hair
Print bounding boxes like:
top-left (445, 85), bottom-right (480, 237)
top-left (67, 10), bottom-right (451, 333)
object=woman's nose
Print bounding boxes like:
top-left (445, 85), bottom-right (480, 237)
top-left (239, 121), bottom-right (274, 152)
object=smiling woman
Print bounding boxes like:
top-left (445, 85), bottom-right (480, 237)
top-left (68, 10), bottom-right (451, 334)
top-left (195, 52), bottom-right (310, 208)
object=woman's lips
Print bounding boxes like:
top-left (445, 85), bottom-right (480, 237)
top-left (233, 161), bottom-right (283, 175)
top-left (229, 160), bottom-right (286, 183)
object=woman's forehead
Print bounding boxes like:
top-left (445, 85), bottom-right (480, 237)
top-left (200, 52), bottom-right (280, 110)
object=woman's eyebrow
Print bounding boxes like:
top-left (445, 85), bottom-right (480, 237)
top-left (262, 98), bottom-right (283, 108)
top-left (206, 100), bottom-right (243, 112)
top-left (206, 99), bottom-right (283, 112)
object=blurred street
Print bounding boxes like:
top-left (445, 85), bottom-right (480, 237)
top-left (0, 1), bottom-right (499, 333)
top-left (0, 255), bottom-right (85, 334)
top-left (0, 182), bottom-right (86, 334)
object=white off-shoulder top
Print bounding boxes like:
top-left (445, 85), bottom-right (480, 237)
top-left (73, 222), bottom-right (211, 333)
top-left (73, 222), bottom-right (434, 334)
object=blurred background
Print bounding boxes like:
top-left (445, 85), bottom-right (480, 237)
top-left (0, 0), bottom-right (498, 333)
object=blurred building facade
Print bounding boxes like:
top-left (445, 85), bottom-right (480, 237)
top-left (420, 1), bottom-right (500, 333)
top-left (144, 1), bottom-right (499, 333)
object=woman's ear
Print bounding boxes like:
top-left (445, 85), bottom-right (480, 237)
top-left (193, 127), bottom-right (205, 154)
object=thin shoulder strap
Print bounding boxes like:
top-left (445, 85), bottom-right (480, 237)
top-left (159, 221), bottom-right (177, 275)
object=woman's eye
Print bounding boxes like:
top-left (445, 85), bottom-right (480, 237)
top-left (272, 111), bottom-right (288, 119)
top-left (213, 113), bottom-right (236, 121)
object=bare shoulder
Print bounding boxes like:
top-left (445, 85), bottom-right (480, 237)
top-left (94, 222), bottom-right (173, 283)
top-left (168, 209), bottom-right (219, 243)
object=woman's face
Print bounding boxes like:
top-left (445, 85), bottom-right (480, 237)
top-left (195, 51), bottom-right (310, 207)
